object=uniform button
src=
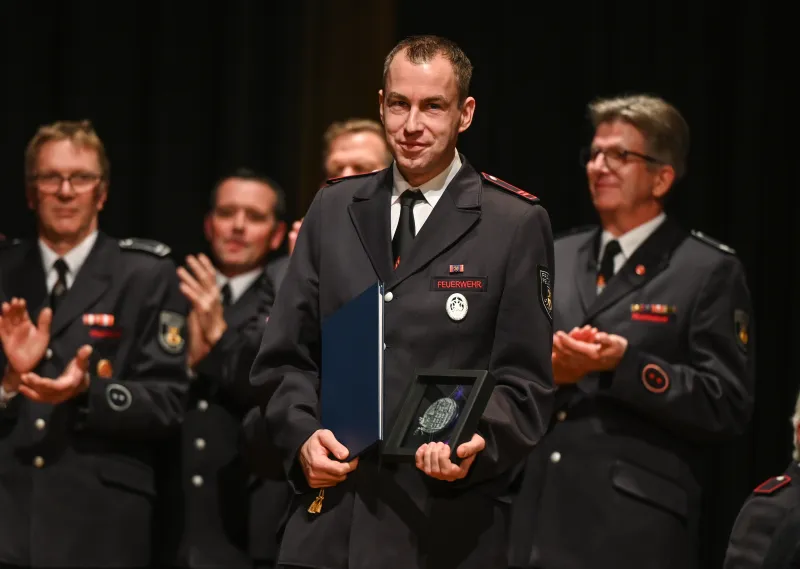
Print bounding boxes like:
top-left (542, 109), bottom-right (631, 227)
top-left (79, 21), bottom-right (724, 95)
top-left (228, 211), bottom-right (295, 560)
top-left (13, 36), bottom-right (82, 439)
top-left (34, 418), bottom-right (46, 430)
top-left (33, 456), bottom-right (45, 468)
top-left (778, 476), bottom-right (786, 481)
top-left (197, 400), bottom-right (208, 411)
top-left (556, 411), bottom-right (567, 422)
top-left (45, 348), bottom-right (53, 360)
top-left (550, 451), bottom-right (561, 464)
top-left (384, 292), bottom-right (393, 302)
top-left (194, 438), bottom-right (206, 450)
top-left (192, 475), bottom-right (204, 487)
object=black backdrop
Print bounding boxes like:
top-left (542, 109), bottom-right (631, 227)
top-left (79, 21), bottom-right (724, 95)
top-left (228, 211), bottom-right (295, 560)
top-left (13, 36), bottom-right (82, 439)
top-left (1, 2), bottom-right (796, 566)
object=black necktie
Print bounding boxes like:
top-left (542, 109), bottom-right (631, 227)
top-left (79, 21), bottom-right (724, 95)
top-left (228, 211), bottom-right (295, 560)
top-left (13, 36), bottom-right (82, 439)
top-left (596, 240), bottom-right (621, 293)
top-left (392, 189), bottom-right (425, 269)
top-left (220, 283), bottom-right (233, 307)
top-left (50, 258), bottom-right (69, 312)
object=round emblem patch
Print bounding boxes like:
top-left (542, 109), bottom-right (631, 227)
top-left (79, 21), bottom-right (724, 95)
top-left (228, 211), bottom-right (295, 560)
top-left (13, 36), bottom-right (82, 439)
top-left (446, 293), bottom-right (468, 321)
top-left (106, 383), bottom-right (132, 411)
top-left (642, 363), bottom-right (669, 394)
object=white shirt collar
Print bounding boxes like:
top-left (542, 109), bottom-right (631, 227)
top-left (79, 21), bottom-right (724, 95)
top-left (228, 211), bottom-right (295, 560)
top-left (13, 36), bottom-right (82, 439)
top-left (599, 212), bottom-right (666, 262)
top-left (391, 150), bottom-right (462, 207)
top-left (216, 267), bottom-right (264, 305)
top-left (39, 230), bottom-right (99, 279)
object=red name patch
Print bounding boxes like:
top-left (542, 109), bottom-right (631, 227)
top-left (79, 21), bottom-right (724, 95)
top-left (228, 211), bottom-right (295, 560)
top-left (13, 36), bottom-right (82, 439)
top-left (89, 328), bottom-right (122, 339)
top-left (431, 277), bottom-right (487, 292)
top-left (631, 313), bottom-right (670, 323)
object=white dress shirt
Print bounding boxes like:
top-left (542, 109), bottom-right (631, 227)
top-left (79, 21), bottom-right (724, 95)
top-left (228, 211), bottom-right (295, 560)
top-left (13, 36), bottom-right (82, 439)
top-left (215, 267), bottom-right (263, 305)
top-left (39, 230), bottom-right (99, 293)
top-left (390, 151), bottom-right (462, 238)
top-left (598, 213), bottom-right (667, 276)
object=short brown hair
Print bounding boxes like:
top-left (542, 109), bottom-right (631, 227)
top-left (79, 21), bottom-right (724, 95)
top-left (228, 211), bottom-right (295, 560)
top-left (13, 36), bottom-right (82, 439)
top-left (383, 35), bottom-right (473, 107)
top-left (25, 119), bottom-right (110, 185)
top-left (588, 94), bottom-right (690, 180)
top-left (322, 118), bottom-right (390, 163)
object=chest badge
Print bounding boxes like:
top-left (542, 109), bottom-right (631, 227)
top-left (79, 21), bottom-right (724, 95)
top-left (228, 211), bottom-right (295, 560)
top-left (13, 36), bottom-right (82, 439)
top-left (446, 293), bottom-right (468, 321)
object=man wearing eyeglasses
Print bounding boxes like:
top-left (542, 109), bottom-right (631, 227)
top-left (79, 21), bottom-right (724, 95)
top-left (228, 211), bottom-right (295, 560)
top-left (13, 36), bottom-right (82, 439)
top-left (508, 94), bottom-right (755, 569)
top-left (0, 120), bottom-right (188, 568)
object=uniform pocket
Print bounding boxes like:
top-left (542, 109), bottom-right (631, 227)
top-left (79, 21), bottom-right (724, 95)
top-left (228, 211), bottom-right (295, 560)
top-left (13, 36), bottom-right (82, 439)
top-left (97, 457), bottom-right (155, 497)
top-left (610, 459), bottom-right (688, 520)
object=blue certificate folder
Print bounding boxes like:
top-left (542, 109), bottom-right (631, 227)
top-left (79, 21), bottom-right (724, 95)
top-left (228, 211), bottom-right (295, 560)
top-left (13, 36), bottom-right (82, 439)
top-left (320, 281), bottom-right (385, 459)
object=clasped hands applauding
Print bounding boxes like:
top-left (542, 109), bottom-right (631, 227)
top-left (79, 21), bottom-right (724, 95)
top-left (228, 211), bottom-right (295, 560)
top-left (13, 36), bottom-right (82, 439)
top-left (0, 299), bottom-right (91, 404)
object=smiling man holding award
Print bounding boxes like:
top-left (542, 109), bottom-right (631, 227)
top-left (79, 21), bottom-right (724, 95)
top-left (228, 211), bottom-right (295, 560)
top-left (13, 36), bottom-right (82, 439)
top-left (250, 35), bottom-right (555, 569)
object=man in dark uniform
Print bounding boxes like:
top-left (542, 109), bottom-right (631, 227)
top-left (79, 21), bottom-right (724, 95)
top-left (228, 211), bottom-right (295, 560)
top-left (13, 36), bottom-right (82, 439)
top-left (249, 35), bottom-right (555, 569)
top-left (0, 119), bottom-right (188, 568)
top-left (508, 94), bottom-right (755, 569)
top-left (723, 393), bottom-right (800, 568)
top-left (157, 168), bottom-right (290, 569)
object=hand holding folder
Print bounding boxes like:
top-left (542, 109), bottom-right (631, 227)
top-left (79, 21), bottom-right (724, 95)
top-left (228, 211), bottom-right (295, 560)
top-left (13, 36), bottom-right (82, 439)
top-left (298, 428), bottom-right (359, 488)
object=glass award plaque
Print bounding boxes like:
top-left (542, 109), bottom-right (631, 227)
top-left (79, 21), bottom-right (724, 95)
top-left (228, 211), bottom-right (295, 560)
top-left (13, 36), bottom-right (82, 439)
top-left (382, 369), bottom-right (494, 463)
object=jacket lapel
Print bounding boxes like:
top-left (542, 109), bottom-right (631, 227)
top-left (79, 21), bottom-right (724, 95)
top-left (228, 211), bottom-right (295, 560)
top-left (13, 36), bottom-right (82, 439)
top-left (573, 229), bottom-right (601, 314)
top-left (583, 218), bottom-right (688, 322)
top-left (347, 169), bottom-right (395, 286)
top-left (50, 233), bottom-right (115, 338)
top-left (225, 271), bottom-right (266, 330)
top-left (6, 242), bottom-right (48, 316)
top-left (389, 159), bottom-right (481, 290)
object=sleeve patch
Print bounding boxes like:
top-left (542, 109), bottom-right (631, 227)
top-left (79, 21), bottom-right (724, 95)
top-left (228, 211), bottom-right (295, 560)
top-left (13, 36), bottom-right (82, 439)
top-left (158, 311), bottom-right (186, 354)
top-left (119, 238), bottom-right (171, 258)
top-left (481, 172), bottom-right (539, 203)
top-left (690, 230), bottom-right (736, 255)
top-left (754, 475), bottom-right (792, 495)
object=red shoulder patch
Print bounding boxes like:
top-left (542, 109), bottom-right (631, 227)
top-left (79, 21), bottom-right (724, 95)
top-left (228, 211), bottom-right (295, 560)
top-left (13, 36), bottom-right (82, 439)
top-left (481, 172), bottom-right (539, 203)
top-left (325, 170), bottom-right (381, 186)
top-left (754, 475), bottom-right (792, 495)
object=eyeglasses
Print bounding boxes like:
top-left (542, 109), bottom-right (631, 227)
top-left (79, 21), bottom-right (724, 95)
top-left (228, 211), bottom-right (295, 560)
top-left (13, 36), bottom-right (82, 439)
top-left (31, 172), bottom-right (103, 193)
top-left (579, 147), bottom-right (664, 171)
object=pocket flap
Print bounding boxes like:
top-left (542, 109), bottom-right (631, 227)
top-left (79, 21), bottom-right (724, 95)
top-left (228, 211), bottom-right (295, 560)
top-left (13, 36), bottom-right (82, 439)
top-left (611, 459), bottom-right (688, 519)
top-left (97, 458), bottom-right (155, 497)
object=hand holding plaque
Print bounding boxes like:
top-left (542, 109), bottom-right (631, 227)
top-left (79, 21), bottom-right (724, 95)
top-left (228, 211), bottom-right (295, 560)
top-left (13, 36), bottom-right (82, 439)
top-left (415, 433), bottom-right (486, 481)
top-left (383, 369), bottom-right (495, 471)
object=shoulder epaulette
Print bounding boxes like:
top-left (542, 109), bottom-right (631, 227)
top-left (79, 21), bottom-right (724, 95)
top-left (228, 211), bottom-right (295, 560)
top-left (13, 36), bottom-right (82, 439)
top-left (754, 475), bottom-right (792, 495)
top-left (555, 224), bottom-right (597, 240)
top-left (119, 238), bottom-right (171, 258)
top-left (0, 237), bottom-right (22, 250)
top-left (690, 230), bottom-right (736, 255)
top-left (481, 172), bottom-right (539, 204)
top-left (325, 170), bottom-right (382, 186)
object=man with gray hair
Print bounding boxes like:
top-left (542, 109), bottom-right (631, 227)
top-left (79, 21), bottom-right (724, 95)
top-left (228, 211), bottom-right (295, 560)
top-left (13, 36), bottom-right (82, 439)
top-left (508, 94), bottom-right (755, 569)
top-left (722, 395), bottom-right (800, 568)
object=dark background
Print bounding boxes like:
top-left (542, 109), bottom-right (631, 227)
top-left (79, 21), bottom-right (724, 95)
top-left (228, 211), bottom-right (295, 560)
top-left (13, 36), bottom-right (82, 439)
top-left (1, 1), bottom-right (795, 566)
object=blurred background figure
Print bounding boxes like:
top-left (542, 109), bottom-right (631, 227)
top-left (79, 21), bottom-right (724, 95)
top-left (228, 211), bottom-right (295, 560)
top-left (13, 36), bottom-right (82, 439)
top-left (723, 391), bottom-right (800, 569)
top-left (286, 118), bottom-right (392, 257)
top-left (508, 94), bottom-right (755, 569)
top-left (157, 168), bottom-right (288, 569)
top-left (0, 120), bottom-right (189, 568)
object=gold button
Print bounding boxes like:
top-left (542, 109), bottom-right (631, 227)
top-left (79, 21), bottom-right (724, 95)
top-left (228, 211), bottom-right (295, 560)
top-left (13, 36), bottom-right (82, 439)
top-left (33, 456), bottom-right (45, 468)
top-left (384, 292), bottom-right (394, 302)
top-left (550, 451), bottom-right (561, 464)
top-left (194, 438), bottom-right (206, 450)
top-left (556, 411), bottom-right (567, 422)
top-left (45, 348), bottom-right (53, 360)
top-left (192, 475), bottom-right (203, 487)
top-left (34, 418), bottom-right (46, 430)
top-left (197, 400), bottom-right (208, 411)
